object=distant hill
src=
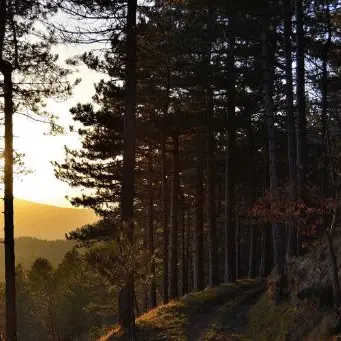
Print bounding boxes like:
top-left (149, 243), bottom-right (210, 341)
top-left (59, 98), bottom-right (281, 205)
top-left (0, 199), bottom-right (98, 240)
top-left (0, 237), bottom-right (77, 279)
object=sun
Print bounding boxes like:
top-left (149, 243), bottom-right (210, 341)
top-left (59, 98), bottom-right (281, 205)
top-left (11, 122), bottom-right (79, 207)
top-left (14, 171), bottom-right (74, 207)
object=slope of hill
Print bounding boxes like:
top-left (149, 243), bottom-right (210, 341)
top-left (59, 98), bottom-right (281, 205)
top-left (97, 280), bottom-right (265, 341)
top-left (248, 240), bottom-right (341, 341)
top-left (0, 199), bottom-right (98, 240)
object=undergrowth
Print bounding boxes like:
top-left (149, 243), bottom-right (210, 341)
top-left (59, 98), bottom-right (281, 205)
top-left (248, 293), bottom-right (332, 341)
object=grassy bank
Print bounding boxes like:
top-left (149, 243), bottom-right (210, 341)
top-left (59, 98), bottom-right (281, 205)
top-left (248, 293), bottom-right (336, 341)
top-left (98, 279), bottom-right (261, 341)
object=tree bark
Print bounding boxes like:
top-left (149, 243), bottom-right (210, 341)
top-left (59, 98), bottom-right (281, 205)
top-left (194, 136), bottom-right (205, 291)
top-left (186, 207), bottom-right (192, 292)
top-left (161, 136), bottom-right (169, 304)
top-left (118, 281), bottom-right (136, 340)
top-left (321, 2), bottom-right (340, 312)
top-left (169, 133), bottom-right (179, 299)
top-left (261, 10), bottom-right (285, 303)
top-left (147, 154), bottom-right (156, 309)
top-left (207, 115), bottom-right (218, 286)
top-left (119, 0), bottom-right (137, 338)
top-left (283, 0), bottom-right (297, 257)
top-left (259, 224), bottom-right (272, 277)
top-left (202, 5), bottom-right (219, 287)
top-left (224, 14), bottom-right (237, 283)
top-left (259, 226), bottom-right (267, 277)
top-left (295, 0), bottom-right (307, 256)
top-left (321, 0), bottom-right (331, 198)
top-left (1, 59), bottom-right (17, 341)
top-left (248, 225), bottom-right (256, 279)
top-left (133, 287), bottom-right (140, 317)
top-left (0, 1), bottom-right (17, 339)
top-left (247, 114), bottom-right (256, 279)
top-left (235, 219), bottom-right (240, 280)
top-left (180, 195), bottom-right (188, 296)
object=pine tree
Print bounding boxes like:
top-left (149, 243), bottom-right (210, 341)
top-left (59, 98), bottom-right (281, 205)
top-left (0, 2), bottom-right (72, 339)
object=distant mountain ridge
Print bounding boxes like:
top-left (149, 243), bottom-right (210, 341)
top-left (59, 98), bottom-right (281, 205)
top-left (0, 199), bottom-right (98, 240)
top-left (0, 237), bottom-right (77, 279)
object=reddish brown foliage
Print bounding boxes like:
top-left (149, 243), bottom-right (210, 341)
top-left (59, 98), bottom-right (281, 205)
top-left (245, 184), bottom-right (338, 243)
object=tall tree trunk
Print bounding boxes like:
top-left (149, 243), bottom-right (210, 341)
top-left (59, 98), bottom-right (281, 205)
top-left (147, 155), bottom-right (156, 309)
top-left (259, 226), bottom-right (266, 277)
top-left (235, 218), bottom-right (240, 279)
top-left (259, 225), bottom-right (267, 277)
top-left (248, 225), bottom-right (256, 279)
top-left (321, 0), bottom-right (331, 199)
top-left (142, 286), bottom-right (148, 313)
top-left (262, 11), bottom-right (285, 303)
top-left (180, 195), bottom-right (188, 296)
top-left (161, 136), bottom-right (169, 304)
top-left (321, 2), bottom-right (340, 311)
top-left (0, 2), bottom-right (17, 339)
top-left (224, 15), bottom-right (237, 283)
top-left (284, 0), bottom-right (297, 257)
top-left (1, 59), bottom-right (17, 341)
top-left (259, 224), bottom-right (273, 277)
top-left (203, 6), bottom-right (218, 287)
top-left (194, 136), bottom-right (205, 291)
top-left (207, 114), bottom-right (218, 286)
top-left (186, 207), bottom-right (192, 292)
top-left (143, 222), bottom-right (149, 312)
top-left (169, 133), bottom-right (179, 299)
top-left (247, 114), bottom-right (256, 279)
top-left (295, 0), bottom-right (307, 256)
top-left (260, 133), bottom-right (271, 278)
top-left (133, 287), bottom-right (140, 317)
top-left (119, 0), bottom-right (137, 339)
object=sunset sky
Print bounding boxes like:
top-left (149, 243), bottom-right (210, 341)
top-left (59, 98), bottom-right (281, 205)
top-left (13, 44), bottom-right (103, 207)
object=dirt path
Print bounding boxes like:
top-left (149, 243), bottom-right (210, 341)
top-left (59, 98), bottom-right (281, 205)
top-left (187, 284), bottom-right (266, 341)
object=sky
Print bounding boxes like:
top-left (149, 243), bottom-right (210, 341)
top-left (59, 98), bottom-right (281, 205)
top-left (12, 44), bottom-right (103, 207)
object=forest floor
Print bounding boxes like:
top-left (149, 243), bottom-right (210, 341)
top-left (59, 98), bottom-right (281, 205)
top-left (188, 285), bottom-right (265, 341)
top-left (98, 279), bottom-right (266, 341)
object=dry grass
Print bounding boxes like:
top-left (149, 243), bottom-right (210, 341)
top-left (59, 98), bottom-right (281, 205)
top-left (248, 293), bottom-right (331, 341)
top-left (97, 279), bottom-right (260, 341)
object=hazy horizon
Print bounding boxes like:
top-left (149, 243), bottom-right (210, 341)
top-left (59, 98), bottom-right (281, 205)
top-left (0, 198), bottom-right (98, 240)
